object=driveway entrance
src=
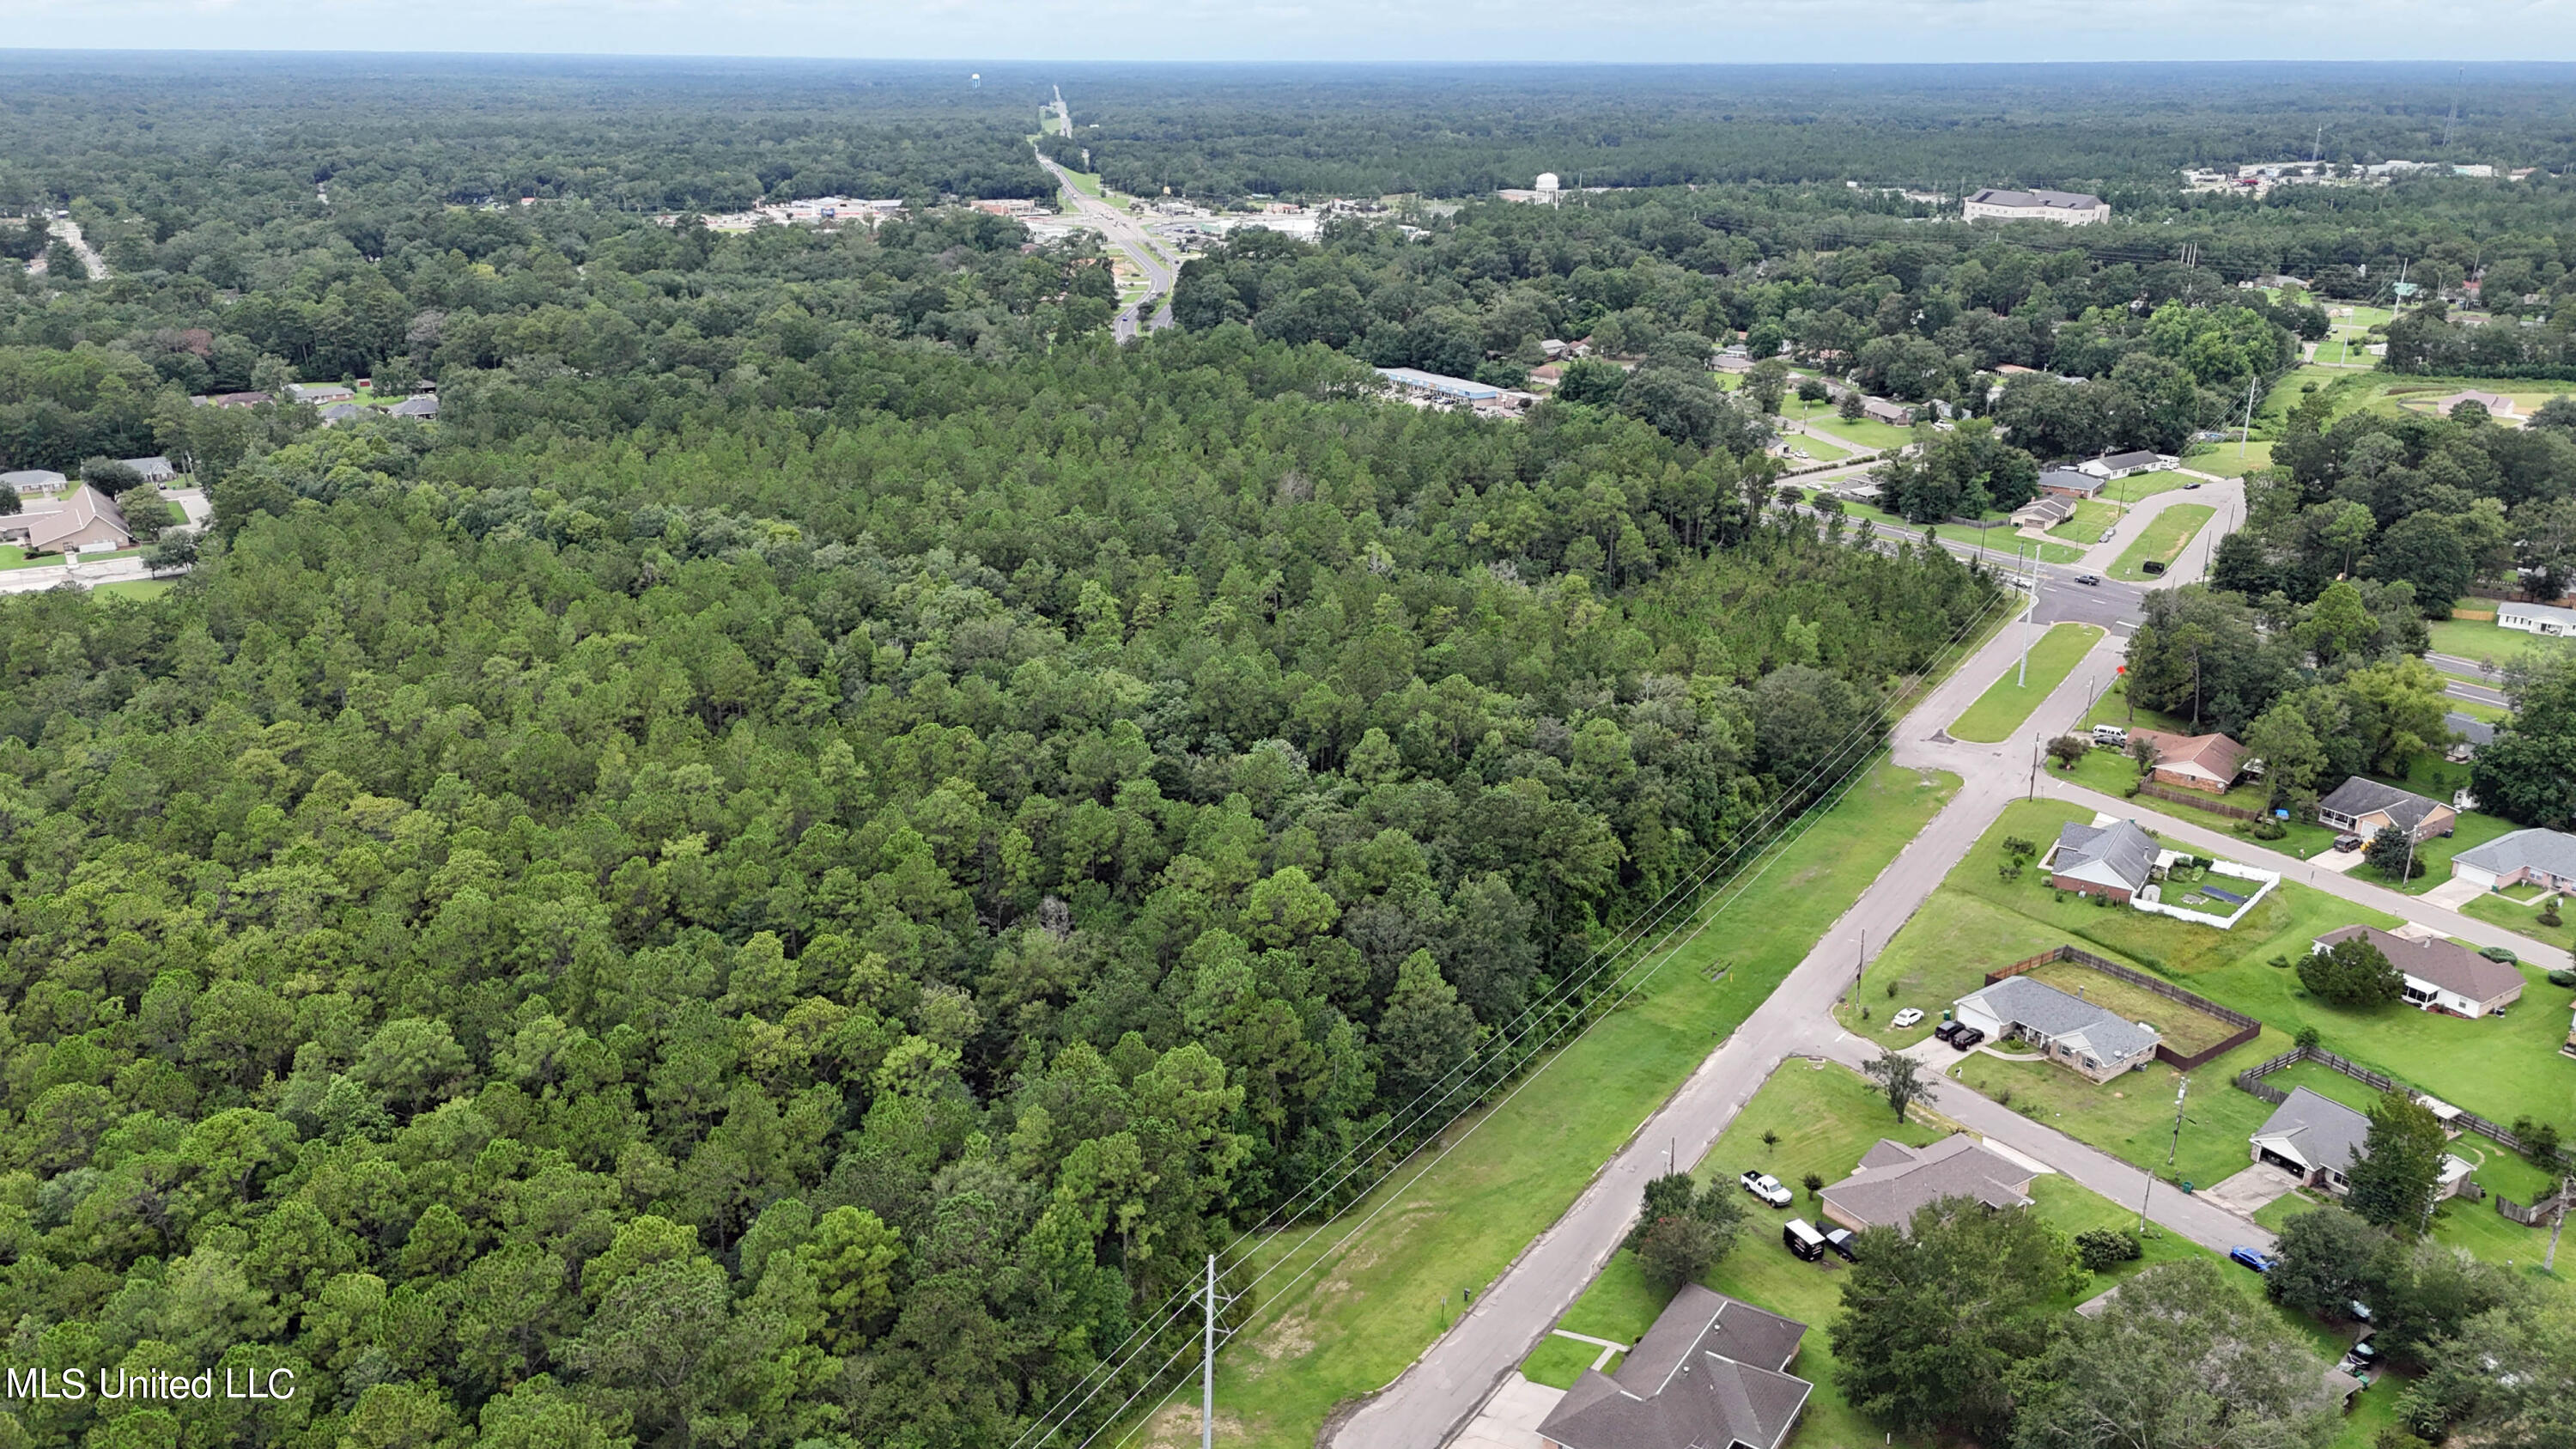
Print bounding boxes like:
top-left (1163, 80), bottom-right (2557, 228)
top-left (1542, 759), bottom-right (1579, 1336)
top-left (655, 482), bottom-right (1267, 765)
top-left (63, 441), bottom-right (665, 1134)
top-left (2202, 1161), bottom-right (2303, 1218)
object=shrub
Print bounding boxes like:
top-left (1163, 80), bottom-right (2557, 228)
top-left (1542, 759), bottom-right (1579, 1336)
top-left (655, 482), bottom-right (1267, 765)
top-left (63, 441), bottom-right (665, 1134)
top-left (2541, 900), bottom-right (2564, 928)
top-left (2294, 1024), bottom-right (2322, 1051)
top-left (2075, 1227), bottom-right (2143, 1272)
top-left (2547, 967), bottom-right (2576, 989)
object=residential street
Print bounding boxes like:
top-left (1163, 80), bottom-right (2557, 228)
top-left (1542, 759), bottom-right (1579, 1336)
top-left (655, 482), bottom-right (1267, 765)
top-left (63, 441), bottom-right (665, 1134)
top-left (1343, 471), bottom-right (2558, 1447)
top-left (1336, 618), bottom-right (2227, 1449)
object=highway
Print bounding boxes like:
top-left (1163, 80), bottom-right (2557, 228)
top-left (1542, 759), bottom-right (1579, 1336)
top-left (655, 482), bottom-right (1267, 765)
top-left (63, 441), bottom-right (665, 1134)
top-left (1030, 106), bottom-right (1177, 341)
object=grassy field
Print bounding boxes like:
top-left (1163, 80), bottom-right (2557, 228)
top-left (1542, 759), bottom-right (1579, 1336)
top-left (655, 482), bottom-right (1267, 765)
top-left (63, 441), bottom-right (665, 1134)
top-left (1777, 396), bottom-right (1917, 452)
top-left (0, 545), bottom-right (33, 569)
top-left (2181, 441), bottom-right (2275, 478)
top-left (1947, 623), bottom-right (2104, 743)
top-left (2046, 499), bottom-right (2119, 543)
top-left (2109, 503), bottom-right (2216, 581)
top-left (2425, 616), bottom-right (2560, 669)
top-left (90, 578), bottom-right (173, 600)
top-left (1532, 1062), bottom-right (2401, 1449)
top-left (1779, 430), bottom-right (1849, 463)
top-left (1860, 800), bottom-right (2576, 1208)
top-left (1212, 762), bottom-right (1961, 1449)
top-left (2106, 470), bottom-right (2201, 503)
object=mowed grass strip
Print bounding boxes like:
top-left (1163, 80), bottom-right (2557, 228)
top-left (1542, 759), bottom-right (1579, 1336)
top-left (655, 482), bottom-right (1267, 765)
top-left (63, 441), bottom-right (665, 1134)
top-left (1947, 622), bottom-right (2103, 742)
top-left (2109, 503), bottom-right (2215, 581)
top-left (1210, 762), bottom-right (1960, 1449)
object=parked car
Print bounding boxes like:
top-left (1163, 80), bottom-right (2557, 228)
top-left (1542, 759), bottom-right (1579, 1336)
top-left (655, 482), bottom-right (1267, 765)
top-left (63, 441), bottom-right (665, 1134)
top-left (2092, 724), bottom-right (2129, 746)
top-left (1933, 1020), bottom-right (1964, 1043)
top-left (2097, 528), bottom-right (2117, 543)
top-left (2348, 1337), bottom-right (2381, 1367)
top-left (1824, 1227), bottom-right (1860, 1262)
top-left (2075, 573), bottom-right (2102, 586)
top-left (2349, 1300), bottom-right (2373, 1323)
top-left (2184, 480), bottom-right (2202, 490)
top-left (2229, 1245), bottom-right (2277, 1274)
top-left (1741, 1171), bottom-right (1794, 1208)
top-left (2478, 945), bottom-right (2518, 965)
top-left (2333, 834), bottom-right (2364, 854)
top-left (1891, 1008), bottom-right (1924, 1029)
top-left (1949, 1026), bottom-right (1985, 1050)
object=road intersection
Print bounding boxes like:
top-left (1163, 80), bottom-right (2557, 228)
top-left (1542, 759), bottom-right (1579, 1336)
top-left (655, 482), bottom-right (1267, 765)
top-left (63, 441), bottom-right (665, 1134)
top-left (1336, 489), bottom-right (2555, 1449)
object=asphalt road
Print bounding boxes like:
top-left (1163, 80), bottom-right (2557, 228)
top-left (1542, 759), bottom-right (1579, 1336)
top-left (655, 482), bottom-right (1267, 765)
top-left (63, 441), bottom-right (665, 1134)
top-left (2427, 652), bottom-right (2512, 708)
top-left (1031, 148), bottom-right (1177, 340)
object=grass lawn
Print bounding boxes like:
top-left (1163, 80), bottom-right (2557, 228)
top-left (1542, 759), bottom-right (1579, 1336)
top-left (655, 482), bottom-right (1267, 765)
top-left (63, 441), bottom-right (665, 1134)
top-left (90, 578), bottom-right (173, 600)
top-left (2460, 891), bottom-right (2569, 952)
top-left (1213, 762), bottom-right (1960, 1449)
top-left (1947, 623), bottom-right (2105, 743)
top-left (1517, 1333), bottom-right (1613, 1390)
top-left (2424, 616), bottom-right (2561, 670)
top-left (2046, 499), bottom-right (2120, 544)
top-left (1777, 398), bottom-right (1917, 452)
top-left (1538, 1062), bottom-right (2394, 1449)
top-left (2379, 808), bottom-right (2521, 896)
top-left (2057, 746), bottom-right (2345, 860)
top-left (0, 545), bottom-right (34, 569)
top-left (2109, 503), bottom-right (2216, 582)
top-left (1892, 803), bottom-right (2576, 1182)
top-left (2105, 469), bottom-right (2200, 503)
top-left (1780, 432), bottom-right (1850, 464)
top-left (2182, 441), bottom-right (2275, 478)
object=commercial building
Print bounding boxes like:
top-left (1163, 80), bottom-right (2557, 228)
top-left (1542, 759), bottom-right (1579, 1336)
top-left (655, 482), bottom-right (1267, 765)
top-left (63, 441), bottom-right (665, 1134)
top-left (1962, 187), bottom-right (2110, 225)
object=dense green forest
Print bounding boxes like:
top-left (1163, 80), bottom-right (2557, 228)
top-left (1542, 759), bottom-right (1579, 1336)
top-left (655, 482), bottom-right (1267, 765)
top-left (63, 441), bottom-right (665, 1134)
top-left (9, 54), bottom-right (2576, 1448)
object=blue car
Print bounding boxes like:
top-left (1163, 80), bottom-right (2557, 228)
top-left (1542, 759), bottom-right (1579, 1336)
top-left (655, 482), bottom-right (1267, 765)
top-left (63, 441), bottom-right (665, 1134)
top-left (2229, 1245), bottom-right (2277, 1274)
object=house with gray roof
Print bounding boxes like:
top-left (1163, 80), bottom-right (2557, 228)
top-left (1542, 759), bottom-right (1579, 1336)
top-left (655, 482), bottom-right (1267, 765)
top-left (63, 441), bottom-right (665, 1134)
top-left (0, 483), bottom-right (131, 555)
top-left (2038, 466), bottom-right (2105, 499)
top-left (388, 394), bottom-right (440, 418)
top-left (1, 468), bottom-right (67, 496)
top-left (2445, 711), bottom-right (2494, 762)
top-left (2316, 777), bottom-right (2456, 844)
top-left (2044, 819), bottom-right (2160, 901)
top-left (1820, 1135), bottom-right (2034, 1233)
top-left (2080, 449), bottom-right (2176, 479)
top-left (2251, 1086), bottom-right (2473, 1201)
top-left (1953, 974), bottom-right (2162, 1081)
top-left (2451, 827), bottom-right (2576, 894)
top-left (118, 456), bottom-right (177, 484)
top-left (1536, 1283), bottom-right (1812, 1449)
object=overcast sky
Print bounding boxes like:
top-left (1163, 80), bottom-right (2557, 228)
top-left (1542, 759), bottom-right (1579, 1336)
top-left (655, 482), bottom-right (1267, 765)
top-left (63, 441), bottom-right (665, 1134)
top-left (4, 0), bottom-right (2573, 62)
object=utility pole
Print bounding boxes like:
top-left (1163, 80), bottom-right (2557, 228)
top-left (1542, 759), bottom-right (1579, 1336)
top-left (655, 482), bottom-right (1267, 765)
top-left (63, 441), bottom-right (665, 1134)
top-left (1855, 928), bottom-right (1867, 1004)
top-left (2017, 542), bottom-right (2031, 686)
top-left (2548, 1174), bottom-right (2571, 1272)
top-left (1202, 1255), bottom-right (1216, 1449)
top-left (2239, 374), bottom-right (2257, 460)
top-left (2029, 735), bottom-right (2040, 801)
top-left (2141, 1077), bottom-right (2188, 1233)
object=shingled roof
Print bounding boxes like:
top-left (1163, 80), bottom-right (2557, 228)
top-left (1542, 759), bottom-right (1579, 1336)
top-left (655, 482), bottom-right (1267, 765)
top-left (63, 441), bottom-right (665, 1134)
top-left (1820, 1135), bottom-right (2034, 1231)
top-left (1538, 1284), bottom-right (1813, 1449)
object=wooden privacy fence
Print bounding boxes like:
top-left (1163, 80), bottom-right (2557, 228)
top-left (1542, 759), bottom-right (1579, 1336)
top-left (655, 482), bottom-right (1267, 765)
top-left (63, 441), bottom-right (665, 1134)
top-left (2234, 1044), bottom-right (2567, 1222)
top-left (1987, 945), bottom-right (2262, 1070)
top-left (2135, 782), bottom-right (2269, 821)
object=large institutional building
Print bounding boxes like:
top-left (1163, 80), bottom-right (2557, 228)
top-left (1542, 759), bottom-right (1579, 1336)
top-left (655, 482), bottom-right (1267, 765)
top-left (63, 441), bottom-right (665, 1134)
top-left (1962, 186), bottom-right (2110, 225)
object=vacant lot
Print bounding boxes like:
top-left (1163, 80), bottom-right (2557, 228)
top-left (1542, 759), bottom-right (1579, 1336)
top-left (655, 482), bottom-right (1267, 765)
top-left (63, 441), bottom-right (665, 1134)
top-left (2109, 503), bottom-right (2215, 581)
top-left (2046, 498), bottom-right (2119, 543)
top-left (2425, 616), bottom-right (2561, 669)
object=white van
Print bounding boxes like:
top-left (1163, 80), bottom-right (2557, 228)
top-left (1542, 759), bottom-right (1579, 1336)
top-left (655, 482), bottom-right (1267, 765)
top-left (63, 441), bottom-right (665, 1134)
top-left (2092, 724), bottom-right (2129, 747)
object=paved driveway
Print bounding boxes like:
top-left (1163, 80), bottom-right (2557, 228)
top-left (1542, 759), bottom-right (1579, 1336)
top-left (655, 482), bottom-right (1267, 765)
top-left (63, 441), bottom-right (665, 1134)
top-left (1453, 1378), bottom-right (1564, 1449)
top-left (2422, 874), bottom-right (2489, 910)
top-left (2202, 1162), bottom-right (2303, 1218)
top-left (2313, 844), bottom-right (2366, 875)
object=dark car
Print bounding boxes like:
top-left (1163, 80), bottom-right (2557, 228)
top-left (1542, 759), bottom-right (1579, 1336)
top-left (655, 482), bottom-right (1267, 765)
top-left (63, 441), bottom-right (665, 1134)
top-left (2348, 1338), bottom-right (2381, 1367)
top-left (2229, 1245), bottom-right (2277, 1274)
top-left (1932, 1020), bottom-right (1963, 1043)
top-left (2184, 480), bottom-right (2202, 490)
top-left (2074, 573), bottom-right (2102, 586)
top-left (2333, 834), bottom-right (2364, 853)
top-left (1824, 1227), bottom-right (1860, 1262)
top-left (1949, 1026), bottom-right (1985, 1050)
